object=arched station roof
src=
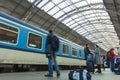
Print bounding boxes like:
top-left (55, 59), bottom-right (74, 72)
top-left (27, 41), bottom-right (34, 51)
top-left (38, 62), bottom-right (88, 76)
top-left (27, 0), bottom-right (119, 51)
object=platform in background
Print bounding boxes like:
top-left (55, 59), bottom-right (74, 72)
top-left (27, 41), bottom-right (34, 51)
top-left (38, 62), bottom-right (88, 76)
top-left (0, 69), bottom-right (119, 80)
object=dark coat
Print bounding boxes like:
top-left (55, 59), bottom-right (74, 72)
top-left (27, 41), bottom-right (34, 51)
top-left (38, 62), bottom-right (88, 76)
top-left (46, 33), bottom-right (54, 46)
top-left (46, 33), bottom-right (59, 52)
top-left (45, 33), bottom-right (54, 57)
top-left (84, 47), bottom-right (90, 60)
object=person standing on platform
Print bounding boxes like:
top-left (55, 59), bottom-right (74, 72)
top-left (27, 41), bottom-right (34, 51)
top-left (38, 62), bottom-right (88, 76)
top-left (85, 44), bottom-right (95, 73)
top-left (102, 54), bottom-right (106, 71)
top-left (84, 44), bottom-right (90, 60)
top-left (94, 45), bottom-right (102, 73)
top-left (45, 30), bottom-right (60, 77)
top-left (106, 51), bottom-right (111, 68)
top-left (109, 48), bottom-right (116, 72)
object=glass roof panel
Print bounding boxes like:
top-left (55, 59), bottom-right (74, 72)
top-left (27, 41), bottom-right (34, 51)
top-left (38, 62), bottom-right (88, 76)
top-left (62, 17), bottom-right (72, 24)
top-left (83, 10), bottom-right (105, 15)
top-left (72, 15), bottom-right (79, 19)
top-left (51, 0), bottom-right (63, 4)
top-left (63, 7), bottom-right (73, 13)
top-left (87, 0), bottom-right (103, 3)
top-left (27, 0), bottom-right (119, 51)
top-left (48, 6), bottom-right (60, 15)
top-left (58, 2), bottom-right (68, 8)
top-left (69, 23), bottom-right (78, 28)
top-left (66, 20), bottom-right (76, 26)
top-left (41, 2), bottom-right (55, 12)
top-left (70, 0), bottom-right (83, 3)
top-left (37, 0), bottom-right (49, 8)
top-left (77, 28), bottom-right (87, 33)
top-left (74, 1), bottom-right (88, 7)
top-left (53, 11), bottom-right (65, 18)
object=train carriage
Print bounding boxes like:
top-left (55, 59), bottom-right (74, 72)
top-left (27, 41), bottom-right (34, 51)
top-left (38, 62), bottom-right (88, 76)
top-left (0, 12), bottom-right (86, 72)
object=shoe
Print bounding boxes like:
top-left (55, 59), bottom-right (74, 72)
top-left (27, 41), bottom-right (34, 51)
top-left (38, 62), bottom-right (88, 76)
top-left (44, 74), bottom-right (53, 77)
top-left (96, 71), bottom-right (99, 73)
top-left (96, 71), bottom-right (101, 73)
top-left (98, 71), bottom-right (101, 73)
top-left (57, 73), bottom-right (60, 77)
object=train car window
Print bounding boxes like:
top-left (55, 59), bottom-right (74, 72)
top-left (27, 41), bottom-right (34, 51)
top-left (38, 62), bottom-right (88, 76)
top-left (62, 44), bottom-right (68, 54)
top-left (79, 50), bottom-right (82, 57)
top-left (72, 48), bottom-right (77, 56)
top-left (0, 23), bottom-right (18, 44)
top-left (28, 33), bottom-right (42, 49)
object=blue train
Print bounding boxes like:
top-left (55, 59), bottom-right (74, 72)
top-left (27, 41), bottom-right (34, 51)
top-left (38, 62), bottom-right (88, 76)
top-left (0, 12), bottom-right (86, 71)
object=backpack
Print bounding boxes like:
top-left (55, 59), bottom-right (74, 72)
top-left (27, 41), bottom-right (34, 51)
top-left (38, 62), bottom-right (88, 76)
top-left (51, 35), bottom-right (59, 52)
top-left (106, 52), bottom-right (111, 59)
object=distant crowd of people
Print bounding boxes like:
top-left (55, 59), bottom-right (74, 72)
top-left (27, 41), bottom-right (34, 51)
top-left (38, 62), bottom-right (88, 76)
top-left (85, 44), bottom-right (104, 73)
top-left (44, 30), bottom-right (120, 77)
top-left (85, 44), bottom-right (120, 74)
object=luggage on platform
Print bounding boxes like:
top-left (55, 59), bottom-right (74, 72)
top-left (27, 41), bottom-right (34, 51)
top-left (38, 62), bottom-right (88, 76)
top-left (68, 69), bottom-right (91, 80)
top-left (114, 64), bottom-right (120, 74)
top-left (86, 61), bottom-right (93, 72)
top-left (114, 58), bottom-right (120, 74)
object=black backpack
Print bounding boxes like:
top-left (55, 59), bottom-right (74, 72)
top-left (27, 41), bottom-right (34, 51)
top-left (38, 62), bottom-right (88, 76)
top-left (51, 35), bottom-right (59, 52)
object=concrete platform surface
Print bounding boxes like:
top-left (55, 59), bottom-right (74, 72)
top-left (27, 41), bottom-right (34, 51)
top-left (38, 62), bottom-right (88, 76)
top-left (0, 69), bottom-right (119, 80)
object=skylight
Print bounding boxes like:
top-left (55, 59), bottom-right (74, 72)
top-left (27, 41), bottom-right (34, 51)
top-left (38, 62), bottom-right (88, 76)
top-left (27, 0), bottom-right (119, 51)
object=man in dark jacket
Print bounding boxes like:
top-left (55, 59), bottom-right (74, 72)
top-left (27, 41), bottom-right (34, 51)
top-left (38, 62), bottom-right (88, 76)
top-left (45, 30), bottom-right (60, 77)
top-left (84, 44), bottom-right (90, 60)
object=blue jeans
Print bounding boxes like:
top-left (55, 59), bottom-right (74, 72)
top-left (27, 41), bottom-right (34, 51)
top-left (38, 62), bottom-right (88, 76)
top-left (48, 53), bottom-right (60, 75)
top-left (110, 59), bottom-right (115, 72)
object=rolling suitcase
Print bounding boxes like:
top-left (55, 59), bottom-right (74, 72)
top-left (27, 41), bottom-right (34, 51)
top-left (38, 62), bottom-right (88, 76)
top-left (86, 61), bottom-right (93, 72)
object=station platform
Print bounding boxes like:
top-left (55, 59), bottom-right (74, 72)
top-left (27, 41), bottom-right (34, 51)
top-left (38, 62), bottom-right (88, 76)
top-left (0, 69), bottom-right (119, 80)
